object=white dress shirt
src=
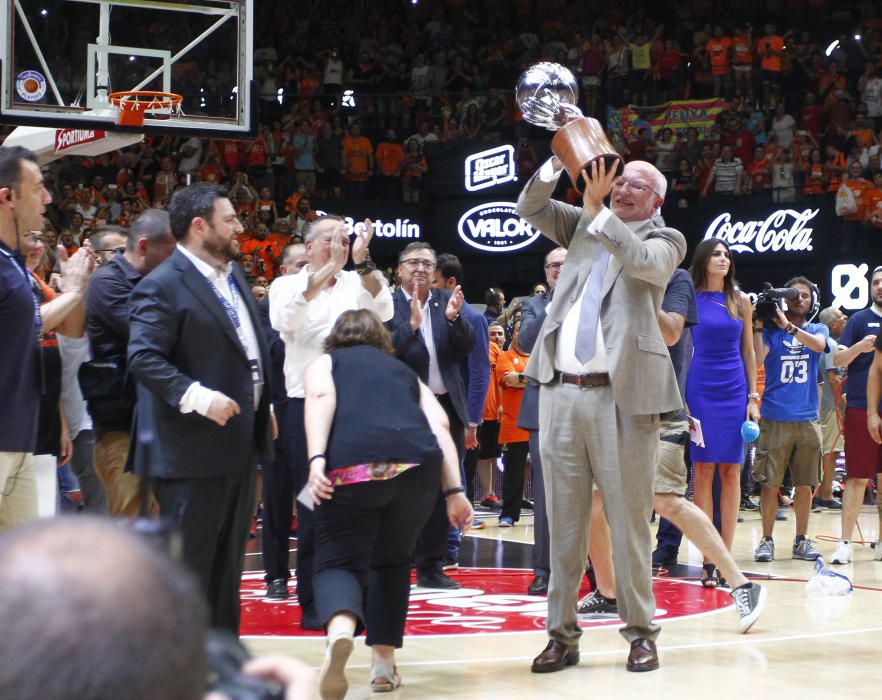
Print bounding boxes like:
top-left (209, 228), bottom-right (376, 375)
top-left (177, 244), bottom-right (264, 414)
top-left (269, 266), bottom-right (393, 398)
top-left (536, 158), bottom-right (648, 374)
top-left (401, 287), bottom-right (447, 395)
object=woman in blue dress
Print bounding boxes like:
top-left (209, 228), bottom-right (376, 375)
top-left (686, 239), bottom-right (759, 586)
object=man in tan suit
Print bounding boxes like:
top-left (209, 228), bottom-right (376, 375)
top-left (518, 157), bottom-right (686, 673)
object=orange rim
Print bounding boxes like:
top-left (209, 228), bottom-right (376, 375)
top-left (108, 90), bottom-right (183, 114)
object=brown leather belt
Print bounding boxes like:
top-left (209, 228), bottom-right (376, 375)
top-left (552, 370), bottom-right (610, 387)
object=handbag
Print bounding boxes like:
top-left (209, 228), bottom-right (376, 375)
top-left (78, 358), bottom-right (135, 425)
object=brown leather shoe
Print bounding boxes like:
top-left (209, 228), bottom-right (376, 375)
top-left (626, 638), bottom-right (659, 672)
top-left (531, 639), bottom-right (580, 673)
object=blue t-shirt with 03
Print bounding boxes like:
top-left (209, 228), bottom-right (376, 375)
top-left (760, 323), bottom-right (829, 422)
top-left (839, 307), bottom-right (882, 410)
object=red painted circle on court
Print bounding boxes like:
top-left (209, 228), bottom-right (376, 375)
top-left (240, 568), bottom-right (733, 637)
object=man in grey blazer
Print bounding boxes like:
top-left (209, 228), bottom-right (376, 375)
top-left (518, 158), bottom-right (686, 673)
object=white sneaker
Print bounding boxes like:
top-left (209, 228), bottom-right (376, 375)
top-left (830, 540), bottom-right (853, 565)
top-left (874, 541), bottom-right (882, 561)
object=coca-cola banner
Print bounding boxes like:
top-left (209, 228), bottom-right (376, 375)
top-left (665, 195), bottom-right (829, 259)
top-left (663, 194), bottom-right (865, 304)
top-left (701, 207), bottom-right (818, 255)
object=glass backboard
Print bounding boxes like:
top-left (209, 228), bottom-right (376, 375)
top-left (1, 0), bottom-right (253, 136)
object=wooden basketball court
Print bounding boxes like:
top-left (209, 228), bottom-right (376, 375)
top-left (242, 503), bottom-right (882, 699)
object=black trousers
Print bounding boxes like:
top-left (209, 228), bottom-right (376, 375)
top-left (414, 394), bottom-right (463, 577)
top-left (152, 452), bottom-right (257, 633)
top-left (283, 397), bottom-right (316, 621)
top-left (529, 430), bottom-right (550, 576)
top-left (463, 446), bottom-right (479, 500)
top-left (313, 456), bottom-right (441, 647)
top-left (500, 440), bottom-right (529, 521)
top-left (261, 400), bottom-right (294, 583)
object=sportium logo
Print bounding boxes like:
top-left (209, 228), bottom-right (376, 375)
top-left (457, 202), bottom-right (540, 253)
top-left (55, 129), bottom-right (106, 153)
top-left (464, 145), bottom-right (516, 191)
top-left (702, 208), bottom-right (817, 253)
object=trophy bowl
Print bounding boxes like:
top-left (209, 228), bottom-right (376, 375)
top-left (516, 62), bottom-right (623, 191)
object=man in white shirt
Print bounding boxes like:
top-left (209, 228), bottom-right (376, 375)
top-left (268, 215), bottom-right (392, 626)
top-left (517, 158), bottom-right (685, 674)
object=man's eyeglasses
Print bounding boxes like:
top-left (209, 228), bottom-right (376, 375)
top-left (611, 177), bottom-right (660, 196)
top-left (544, 262), bottom-right (563, 270)
top-left (400, 258), bottom-right (435, 270)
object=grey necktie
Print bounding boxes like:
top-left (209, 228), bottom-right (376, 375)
top-left (574, 247), bottom-right (610, 364)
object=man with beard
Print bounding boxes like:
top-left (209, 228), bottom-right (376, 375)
top-left (832, 268), bottom-right (882, 564)
top-left (127, 183), bottom-right (274, 632)
top-left (752, 277), bottom-right (828, 564)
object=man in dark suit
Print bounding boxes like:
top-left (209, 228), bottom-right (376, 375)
top-left (128, 183), bottom-right (274, 632)
top-left (386, 242), bottom-right (475, 588)
top-left (517, 246), bottom-right (566, 596)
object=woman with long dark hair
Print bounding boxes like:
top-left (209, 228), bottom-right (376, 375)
top-left (686, 239), bottom-right (759, 586)
top-left (303, 309), bottom-right (473, 699)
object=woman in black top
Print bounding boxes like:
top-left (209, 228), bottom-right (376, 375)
top-left (304, 309), bottom-right (473, 700)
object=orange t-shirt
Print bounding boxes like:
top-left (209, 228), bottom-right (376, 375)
top-left (342, 135), bottom-right (373, 181)
top-left (706, 37), bottom-right (733, 75)
top-left (240, 239), bottom-right (281, 280)
top-left (198, 163), bottom-right (224, 184)
top-left (756, 35), bottom-right (784, 71)
top-left (802, 162), bottom-right (826, 195)
top-left (482, 342), bottom-right (502, 422)
top-left (375, 142), bottom-right (405, 177)
top-left (849, 126), bottom-right (875, 148)
top-left (732, 33), bottom-right (754, 65)
top-left (864, 188), bottom-right (882, 227)
top-left (841, 178), bottom-right (875, 222)
top-left (495, 348), bottom-right (530, 444)
top-left (825, 153), bottom-right (847, 192)
top-left (222, 140), bottom-right (242, 170)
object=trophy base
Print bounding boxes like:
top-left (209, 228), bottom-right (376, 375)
top-left (551, 117), bottom-right (623, 192)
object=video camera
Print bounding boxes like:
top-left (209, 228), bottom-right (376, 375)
top-left (754, 282), bottom-right (800, 325)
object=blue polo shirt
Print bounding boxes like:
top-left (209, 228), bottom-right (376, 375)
top-left (0, 241), bottom-right (41, 452)
top-left (761, 323), bottom-right (829, 422)
top-left (839, 307), bottom-right (882, 410)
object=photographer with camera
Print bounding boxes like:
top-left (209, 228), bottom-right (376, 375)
top-left (751, 277), bottom-right (829, 563)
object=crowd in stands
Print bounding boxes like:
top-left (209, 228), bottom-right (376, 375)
top-left (2, 3), bottom-right (882, 287)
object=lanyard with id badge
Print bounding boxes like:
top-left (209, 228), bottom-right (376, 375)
top-left (207, 272), bottom-right (262, 409)
top-left (1, 247), bottom-right (43, 335)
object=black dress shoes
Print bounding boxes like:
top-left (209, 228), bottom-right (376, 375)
top-left (626, 638), bottom-right (659, 672)
top-left (527, 575), bottom-right (549, 595)
top-left (265, 578), bottom-right (289, 600)
top-left (531, 640), bottom-right (579, 673)
top-left (416, 570), bottom-right (461, 589)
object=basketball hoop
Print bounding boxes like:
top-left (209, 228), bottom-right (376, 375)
top-left (109, 90), bottom-right (183, 127)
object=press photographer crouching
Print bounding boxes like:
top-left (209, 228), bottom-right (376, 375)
top-left (0, 517), bottom-right (315, 700)
top-left (751, 277), bottom-right (829, 563)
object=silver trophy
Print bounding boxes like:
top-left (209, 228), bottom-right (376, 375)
top-left (516, 62), bottom-right (622, 190)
